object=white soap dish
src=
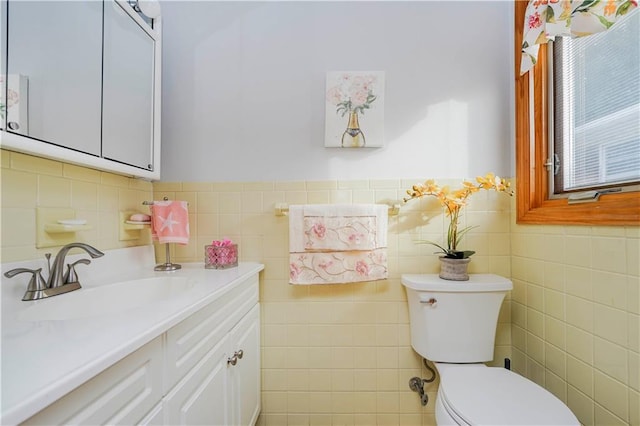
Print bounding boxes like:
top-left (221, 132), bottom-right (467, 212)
top-left (57, 219), bottom-right (87, 226)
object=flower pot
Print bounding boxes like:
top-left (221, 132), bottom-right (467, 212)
top-left (439, 257), bottom-right (471, 281)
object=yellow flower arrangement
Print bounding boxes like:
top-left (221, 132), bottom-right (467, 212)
top-left (404, 173), bottom-right (513, 259)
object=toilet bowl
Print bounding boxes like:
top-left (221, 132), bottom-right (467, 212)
top-left (434, 363), bottom-right (578, 425)
top-left (401, 274), bottom-right (579, 426)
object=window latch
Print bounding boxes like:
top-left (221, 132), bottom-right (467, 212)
top-left (568, 188), bottom-right (622, 204)
top-left (544, 154), bottom-right (560, 175)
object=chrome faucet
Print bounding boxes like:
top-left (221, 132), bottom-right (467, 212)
top-left (4, 243), bottom-right (104, 301)
top-left (47, 243), bottom-right (104, 288)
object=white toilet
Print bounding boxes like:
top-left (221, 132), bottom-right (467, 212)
top-left (402, 274), bottom-right (579, 425)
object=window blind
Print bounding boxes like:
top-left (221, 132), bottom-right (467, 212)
top-left (552, 10), bottom-right (640, 193)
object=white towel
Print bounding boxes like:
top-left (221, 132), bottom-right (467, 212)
top-left (289, 204), bottom-right (388, 252)
top-left (288, 204), bottom-right (388, 285)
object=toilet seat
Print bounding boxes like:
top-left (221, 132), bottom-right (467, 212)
top-left (435, 363), bottom-right (579, 425)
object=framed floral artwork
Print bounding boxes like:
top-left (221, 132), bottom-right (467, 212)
top-left (324, 71), bottom-right (385, 148)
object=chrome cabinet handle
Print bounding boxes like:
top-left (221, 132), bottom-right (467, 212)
top-left (227, 349), bottom-right (245, 366)
top-left (420, 298), bottom-right (437, 307)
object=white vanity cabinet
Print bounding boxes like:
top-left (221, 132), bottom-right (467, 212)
top-left (164, 274), bottom-right (261, 426)
top-left (164, 305), bottom-right (260, 426)
top-left (18, 271), bottom-right (261, 426)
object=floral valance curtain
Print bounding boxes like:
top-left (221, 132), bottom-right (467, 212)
top-left (520, 0), bottom-right (638, 75)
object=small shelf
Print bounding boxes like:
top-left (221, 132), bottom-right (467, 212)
top-left (119, 211), bottom-right (151, 241)
top-left (124, 221), bottom-right (151, 230)
top-left (45, 223), bottom-right (93, 234)
top-left (36, 207), bottom-right (95, 248)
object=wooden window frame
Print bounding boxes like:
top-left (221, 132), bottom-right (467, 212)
top-left (514, 0), bottom-right (640, 225)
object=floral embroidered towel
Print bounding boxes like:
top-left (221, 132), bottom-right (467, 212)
top-left (288, 204), bottom-right (388, 285)
top-left (303, 215), bottom-right (377, 250)
top-left (150, 200), bottom-right (190, 245)
top-left (289, 249), bottom-right (388, 285)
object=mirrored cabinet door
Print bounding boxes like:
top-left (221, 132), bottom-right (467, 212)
top-left (102, 1), bottom-right (155, 171)
top-left (6, 1), bottom-right (103, 156)
top-left (1, 0), bottom-right (6, 132)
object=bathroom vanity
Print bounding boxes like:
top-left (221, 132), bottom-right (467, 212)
top-left (0, 246), bottom-right (263, 425)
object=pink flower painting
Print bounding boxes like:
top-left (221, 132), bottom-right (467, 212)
top-left (324, 71), bottom-right (385, 148)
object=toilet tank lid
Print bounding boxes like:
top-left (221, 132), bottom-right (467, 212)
top-left (401, 274), bottom-right (513, 292)
top-left (438, 365), bottom-right (580, 425)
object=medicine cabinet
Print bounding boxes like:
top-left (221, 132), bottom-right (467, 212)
top-left (0, 0), bottom-right (161, 180)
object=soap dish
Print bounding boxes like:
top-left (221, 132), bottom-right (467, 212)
top-left (57, 219), bottom-right (87, 226)
top-left (125, 220), bottom-right (151, 225)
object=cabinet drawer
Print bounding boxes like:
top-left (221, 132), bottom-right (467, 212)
top-left (23, 336), bottom-right (163, 426)
top-left (164, 275), bottom-right (259, 392)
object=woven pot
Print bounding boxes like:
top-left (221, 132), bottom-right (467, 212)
top-left (438, 257), bottom-right (471, 281)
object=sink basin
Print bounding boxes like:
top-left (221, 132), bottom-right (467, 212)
top-left (18, 276), bottom-right (195, 321)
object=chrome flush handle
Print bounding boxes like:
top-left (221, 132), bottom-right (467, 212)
top-left (420, 298), bottom-right (437, 307)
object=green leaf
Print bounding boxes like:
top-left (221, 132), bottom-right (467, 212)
top-left (444, 250), bottom-right (475, 259)
top-left (451, 225), bottom-right (478, 249)
top-left (545, 6), bottom-right (556, 23)
top-left (460, 250), bottom-right (476, 259)
top-left (558, 7), bottom-right (572, 21)
top-left (596, 14), bottom-right (614, 29)
top-left (416, 240), bottom-right (449, 256)
top-left (534, 31), bottom-right (548, 45)
top-left (575, 0), bottom-right (600, 13)
top-left (617, 1), bottom-right (633, 16)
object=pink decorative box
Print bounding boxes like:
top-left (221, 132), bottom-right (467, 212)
top-left (205, 244), bottom-right (238, 269)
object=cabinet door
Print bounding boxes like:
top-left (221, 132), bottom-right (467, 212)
top-left (228, 304), bottom-right (261, 426)
top-left (102, 0), bottom-right (155, 171)
top-left (139, 403), bottom-right (163, 425)
top-left (164, 336), bottom-right (232, 426)
top-left (5, 0), bottom-right (102, 154)
top-left (165, 288), bottom-right (238, 393)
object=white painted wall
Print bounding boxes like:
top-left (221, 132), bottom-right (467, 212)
top-left (160, 1), bottom-right (514, 182)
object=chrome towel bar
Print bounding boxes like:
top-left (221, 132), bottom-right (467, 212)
top-left (274, 203), bottom-right (400, 217)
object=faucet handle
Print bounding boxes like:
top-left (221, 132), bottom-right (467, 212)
top-left (4, 268), bottom-right (48, 293)
top-left (63, 259), bottom-right (91, 284)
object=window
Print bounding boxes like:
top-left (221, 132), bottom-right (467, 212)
top-left (515, 1), bottom-right (640, 225)
top-left (551, 11), bottom-right (640, 196)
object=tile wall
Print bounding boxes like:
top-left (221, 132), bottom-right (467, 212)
top-left (3, 153), bottom-right (636, 426)
top-left (153, 179), bottom-right (513, 426)
top-left (510, 221), bottom-right (640, 426)
top-left (0, 150), bottom-right (153, 262)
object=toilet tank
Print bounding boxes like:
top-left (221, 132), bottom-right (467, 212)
top-left (401, 274), bottom-right (512, 363)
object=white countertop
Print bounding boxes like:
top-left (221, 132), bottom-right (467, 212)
top-left (0, 246), bottom-right (264, 425)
